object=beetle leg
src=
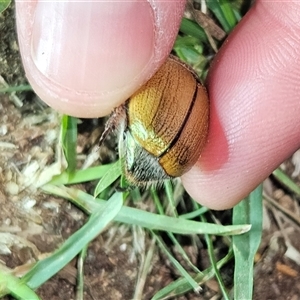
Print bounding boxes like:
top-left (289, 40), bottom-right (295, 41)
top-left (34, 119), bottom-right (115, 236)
top-left (98, 102), bottom-right (128, 147)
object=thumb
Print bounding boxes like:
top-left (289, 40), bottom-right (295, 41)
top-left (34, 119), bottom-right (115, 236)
top-left (183, 1), bottom-right (300, 209)
top-left (16, 1), bottom-right (185, 117)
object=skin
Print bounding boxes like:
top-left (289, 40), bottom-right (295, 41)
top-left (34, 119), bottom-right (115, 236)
top-left (16, 0), bottom-right (300, 210)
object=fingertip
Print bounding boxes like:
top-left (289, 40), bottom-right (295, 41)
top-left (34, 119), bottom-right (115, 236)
top-left (16, 1), bottom-right (186, 118)
top-left (183, 1), bottom-right (300, 210)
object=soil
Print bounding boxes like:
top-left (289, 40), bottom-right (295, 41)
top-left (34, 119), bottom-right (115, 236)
top-left (1, 4), bottom-right (300, 300)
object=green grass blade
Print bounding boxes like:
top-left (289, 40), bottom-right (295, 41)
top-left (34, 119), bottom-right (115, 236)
top-left (272, 168), bottom-right (300, 196)
top-left (152, 249), bottom-right (234, 299)
top-left (61, 115), bottom-right (78, 173)
top-left (0, 84), bottom-right (32, 93)
top-left (21, 192), bottom-right (123, 289)
top-left (151, 188), bottom-right (202, 275)
top-left (179, 206), bottom-right (209, 219)
top-left (41, 184), bottom-right (250, 236)
top-left (49, 164), bottom-right (116, 185)
top-left (153, 232), bottom-right (201, 293)
top-left (76, 245), bottom-right (88, 300)
top-left (233, 185), bottom-right (263, 300)
top-left (174, 35), bottom-right (200, 48)
top-left (0, 269), bottom-right (40, 300)
top-left (207, 0), bottom-right (237, 33)
top-left (219, 0), bottom-right (238, 30)
top-left (179, 18), bottom-right (207, 42)
top-left (94, 160), bottom-right (122, 197)
top-left (0, 0), bottom-right (10, 13)
top-left (202, 216), bottom-right (230, 300)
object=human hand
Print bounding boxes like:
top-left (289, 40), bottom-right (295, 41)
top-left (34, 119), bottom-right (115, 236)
top-left (16, 1), bottom-right (300, 210)
top-left (182, 1), bottom-right (300, 209)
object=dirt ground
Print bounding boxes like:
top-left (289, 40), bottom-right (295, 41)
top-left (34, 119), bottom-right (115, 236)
top-left (1, 5), bottom-right (300, 300)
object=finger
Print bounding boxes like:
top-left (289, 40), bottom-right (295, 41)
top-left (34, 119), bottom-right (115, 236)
top-left (16, 1), bottom-right (185, 117)
top-left (183, 1), bottom-right (300, 210)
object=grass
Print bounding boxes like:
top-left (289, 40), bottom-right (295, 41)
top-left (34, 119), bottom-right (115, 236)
top-left (232, 186), bottom-right (263, 300)
top-left (0, 1), bottom-right (283, 299)
top-left (0, 0), bottom-right (11, 14)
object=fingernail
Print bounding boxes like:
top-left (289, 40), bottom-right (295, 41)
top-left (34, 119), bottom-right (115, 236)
top-left (31, 2), bottom-right (154, 92)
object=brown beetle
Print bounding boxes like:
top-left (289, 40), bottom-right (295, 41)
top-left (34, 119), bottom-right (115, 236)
top-left (100, 56), bottom-right (209, 187)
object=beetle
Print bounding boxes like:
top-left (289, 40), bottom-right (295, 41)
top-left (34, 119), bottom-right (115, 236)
top-left (100, 56), bottom-right (209, 187)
